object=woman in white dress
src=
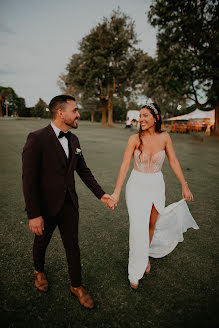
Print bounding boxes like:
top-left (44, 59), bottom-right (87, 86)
top-left (110, 103), bottom-right (199, 289)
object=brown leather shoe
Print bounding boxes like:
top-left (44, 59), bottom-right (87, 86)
top-left (34, 270), bottom-right (48, 292)
top-left (70, 286), bottom-right (94, 309)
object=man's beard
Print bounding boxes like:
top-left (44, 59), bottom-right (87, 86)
top-left (65, 119), bottom-right (78, 129)
top-left (70, 122), bottom-right (78, 129)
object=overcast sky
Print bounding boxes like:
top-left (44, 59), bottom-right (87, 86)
top-left (0, 0), bottom-right (157, 107)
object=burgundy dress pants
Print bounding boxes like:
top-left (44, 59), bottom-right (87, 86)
top-left (33, 192), bottom-right (81, 287)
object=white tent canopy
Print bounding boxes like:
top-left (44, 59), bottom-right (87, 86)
top-left (168, 109), bottom-right (215, 121)
top-left (126, 110), bottom-right (140, 125)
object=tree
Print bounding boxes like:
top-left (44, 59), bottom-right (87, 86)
top-left (32, 98), bottom-right (49, 118)
top-left (57, 73), bottom-right (78, 98)
top-left (59, 8), bottom-right (143, 126)
top-left (139, 55), bottom-right (187, 116)
top-left (148, 0), bottom-right (219, 133)
top-left (0, 86), bottom-right (27, 116)
top-left (80, 98), bottom-right (100, 122)
top-left (112, 97), bottom-right (128, 122)
top-left (15, 97), bottom-right (28, 117)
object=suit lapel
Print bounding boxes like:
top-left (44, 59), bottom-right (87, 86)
top-left (66, 135), bottom-right (77, 174)
top-left (46, 124), bottom-right (68, 168)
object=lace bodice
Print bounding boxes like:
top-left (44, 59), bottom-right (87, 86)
top-left (134, 149), bottom-right (165, 173)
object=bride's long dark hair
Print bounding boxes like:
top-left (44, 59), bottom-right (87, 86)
top-left (138, 103), bottom-right (162, 153)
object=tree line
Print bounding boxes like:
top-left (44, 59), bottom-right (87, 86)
top-left (1, 1), bottom-right (218, 133)
top-left (59, 2), bottom-right (218, 133)
top-left (0, 87), bottom-right (49, 118)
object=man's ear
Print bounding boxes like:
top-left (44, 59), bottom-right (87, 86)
top-left (57, 109), bottom-right (63, 118)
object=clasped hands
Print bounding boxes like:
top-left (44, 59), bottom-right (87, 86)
top-left (30, 194), bottom-right (119, 236)
top-left (100, 193), bottom-right (118, 210)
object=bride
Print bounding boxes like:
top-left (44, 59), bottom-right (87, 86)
top-left (109, 103), bottom-right (199, 289)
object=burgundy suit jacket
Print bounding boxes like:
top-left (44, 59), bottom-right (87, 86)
top-left (22, 124), bottom-right (105, 219)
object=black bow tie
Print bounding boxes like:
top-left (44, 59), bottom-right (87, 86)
top-left (58, 131), bottom-right (71, 140)
top-left (58, 131), bottom-right (72, 161)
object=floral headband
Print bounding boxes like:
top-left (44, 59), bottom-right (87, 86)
top-left (145, 103), bottom-right (158, 115)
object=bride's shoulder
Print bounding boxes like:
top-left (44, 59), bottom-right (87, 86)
top-left (128, 133), bottom-right (139, 143)
top-left (128, 134), bottom-right (139, 146)
top-left (161, 131), bottom-right (171, 140)
top-left (160, 131), bottom-right (172, 144)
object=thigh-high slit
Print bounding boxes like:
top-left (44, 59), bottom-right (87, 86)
top-left (125, 169), bottom-right (199, 285)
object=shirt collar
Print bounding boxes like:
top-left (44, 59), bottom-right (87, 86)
top-left (50, 121), bottom-right (61, 138)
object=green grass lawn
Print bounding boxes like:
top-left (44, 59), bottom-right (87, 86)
top-left (0, 118), bottom-right (218, 328)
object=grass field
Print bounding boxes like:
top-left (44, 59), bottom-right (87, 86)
top-left (0, 118), bottom-right (218, 328)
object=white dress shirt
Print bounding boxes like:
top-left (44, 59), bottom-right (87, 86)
top-left (50, 122), bottom-right (69, 158)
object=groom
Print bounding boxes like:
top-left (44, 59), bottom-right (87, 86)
top-left (22, 95), bottom-right (114, 309)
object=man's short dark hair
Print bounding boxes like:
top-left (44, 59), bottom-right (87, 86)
top-left (49, 95), bottom-right (76, 119)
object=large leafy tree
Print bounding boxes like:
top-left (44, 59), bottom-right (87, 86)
top-left (147, 0), bottom-right (219, 132)
top-left (139, 55), bottom-right (187, 116)
top-left (60, 9), bottom-right (144, 126)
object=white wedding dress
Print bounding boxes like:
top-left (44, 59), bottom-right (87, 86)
top-left (125, 149), bottom-right (199, 285)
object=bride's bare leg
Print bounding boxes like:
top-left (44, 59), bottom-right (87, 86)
top-left (145, 205), bottom-right (159, 272)
top-left (149, 204), bottom-right (159, 244)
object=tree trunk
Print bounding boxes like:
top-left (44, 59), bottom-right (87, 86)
top-left (0, 96), bottom-right (3, 117)
top-left (107, 96), bottom-right (114, 127)
top-left (101, 99), bottom-right (107, 125)
top-left (212, 99), bottom-right (219, 136)
top-left (91, 111), bottom-right (94, 123)
top-left (5, 95), bottom-right (8, 117)
top-left (107, 77), bottom-right (116, 127)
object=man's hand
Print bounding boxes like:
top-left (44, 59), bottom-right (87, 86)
top-left (106, 195), bottom-right (118, 210)
top-left (29, 216), bottom-right (44, 236)
top-left (100, 194), bottom-right (117, 210)
top-left (108, 193), bottom-right (119, 210)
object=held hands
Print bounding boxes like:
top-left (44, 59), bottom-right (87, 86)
top-left (182, 184), bottom-right (194, 202)
top-left (29, 216), bottom-right (44, 236)
top-left (29, 195), bottom-right (117, 236)
top-left (100, 194), bottom-right (118, 210)
top-left (108, 193), bottom-right (119, 209)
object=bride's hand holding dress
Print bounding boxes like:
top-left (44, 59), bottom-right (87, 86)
top-left (182, 183), bottom-right (194, 202)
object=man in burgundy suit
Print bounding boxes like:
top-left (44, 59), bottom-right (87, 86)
top-left (22, 95), bottom-right (114, 309)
